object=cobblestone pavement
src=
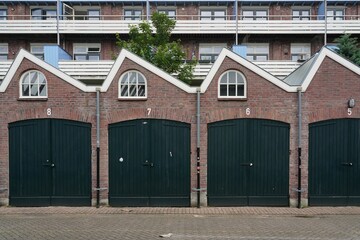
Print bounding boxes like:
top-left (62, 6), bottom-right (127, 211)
top-left (0, 207), bottom-right (360, 239)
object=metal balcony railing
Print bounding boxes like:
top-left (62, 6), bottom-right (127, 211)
top-left (0, 14), bottom-right (359, 34)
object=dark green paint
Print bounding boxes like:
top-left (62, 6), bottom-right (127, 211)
top-left (109, 119), bottom-right (190, 207)
top-left (309, 119), bottom-right (360, 206)
top-left (208, 119), bottom-right (290, 206)
top-left (9, 119), bottom-right (91, 207)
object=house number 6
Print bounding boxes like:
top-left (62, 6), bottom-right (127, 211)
top-left (47, 108), bottom-right (52, 116)
top-left (246, 108), bottom-right (251, 116)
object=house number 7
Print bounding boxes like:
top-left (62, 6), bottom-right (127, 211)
top-left (147, 108), bottom-right (152, 116)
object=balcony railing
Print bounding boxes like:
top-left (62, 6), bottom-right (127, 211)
top-left (1, 15), bottom-right (359, 34)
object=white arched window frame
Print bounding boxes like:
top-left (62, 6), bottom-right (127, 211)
top-left (218, 70), bottom-right (247, 99)
top-left (119, 71), bottom-right (147, 99)
top-left (19, 70), bottom-right (48, 99)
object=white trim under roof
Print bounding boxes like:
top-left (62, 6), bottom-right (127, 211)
top-left (101, 48), bottom-right (196, 93)
top-left (0, 49), bottom-right (96, 93)
top-left (200, 48), bottom-right (298, 93)
top-left (300, 47), bottom-right (360, 91)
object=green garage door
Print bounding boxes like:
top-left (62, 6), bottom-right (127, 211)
top-left (309, 119), bottom-right (360, 206)
top-left (109, 119), bottom-right (190, 207)
top-left (208, 119), bottom-right (290, 206)
top-left (9, 119), bottom-right (92, 207)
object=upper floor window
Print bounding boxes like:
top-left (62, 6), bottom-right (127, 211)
top-left (20, 70), bottom-right (47, 98)
top-left (291, 43), bottom-right (311, 61)
top-left (73, 43), bottom-right (101, 60)
top-left (158, 9), bottom-right (176, 19)
top-left (31, 8), bottom-right (56, 20)
top-left (327, 9), bottom-right (344, 20)
top-left (292, 9), bottom-right (310, 20)
top-left (31, 43), bottom-right (56, 60)
top-left (119, 71), bottom-right (147, 99)
top-left (200, 9), bottom-right (226, 21)
top-left (88, 10), bottom-right (100, 20)
top-left (242, 9), bottom-right (268, 20)
top-left (243, 43), bottom-right (269, 61)
top-left (199, 43), bottom-right (226, 62)
top-left (0, 9), bottom-right (7, 20)
top-left (124, 9), bottom-right (142, 20)
top-left (0, 43), bottom-right (8, 60)
top-left (218, 70), bottom-right (246, 99)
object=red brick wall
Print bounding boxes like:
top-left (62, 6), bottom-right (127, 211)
top-left (301, 57), bottom-right (360, 200)
top-left (200, 57), bottom-right (299, 202)
top-left (0, 59), bottom-right (97, 203)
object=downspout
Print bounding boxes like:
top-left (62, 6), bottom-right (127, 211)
top-left (96, 88), bottom-right (100, 208)
top-left (297, 87), bottom-right (302, 209)
top-left (196, 88), bottom-right (201, 208)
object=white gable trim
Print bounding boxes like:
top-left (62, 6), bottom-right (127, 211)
top-left (101, 49), bottom-right (197, 93)
top-left (200, 48), bottom-right (298, 93)
top-left (0, 49), bottom-right (96, 93)
top-left (300, 47), bottom-right (360, 91)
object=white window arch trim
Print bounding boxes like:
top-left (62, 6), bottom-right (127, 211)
top-left (118, 70), bottom-right (147, 99)
top-left (19, 70), bottom-right (48, 99)
top-left (218, 70), bottom-right (247, 99)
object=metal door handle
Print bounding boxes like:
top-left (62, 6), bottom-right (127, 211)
top-left (341, 162), bottom-right (353, 166)
top-left (51, 163), bottom-right (55, 168)
top-left (241, 163), bottom-right (253, 167)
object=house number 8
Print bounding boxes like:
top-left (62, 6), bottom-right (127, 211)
top-left (47, 108), bottom-right (52, 116)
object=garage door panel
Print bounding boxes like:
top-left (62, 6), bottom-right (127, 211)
top-left (208, 119), bottom-right (289, 206)
top-left (109, 119), bottom-right (190, 207)
top-left (9, 120), bottom-right (51, 206)
top-left (51, 120), bottom-right (91, 205)
top-left (150, 122), bottom-right (190, 199)
top-left (109, 121), bottom-right (148, 205)
top-left (309, 119), bottom-right (360, 206)
top-left (248, 122), bottom-right (289, 197)
top-left (208, 122), bottom-right (247, 198)
top-left (9, 119), bottom-right (91, 207)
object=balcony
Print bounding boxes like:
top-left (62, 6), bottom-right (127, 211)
top-left (0, 15), bottom-right (359, 34)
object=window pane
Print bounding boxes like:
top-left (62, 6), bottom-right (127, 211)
top-left (138, 74), bottom-right (145, 84)
top-left (88, 55), bottom-right (100, 60)
top-left (237, 85), bottom-right (244, 96)
top-left (30, 84), bottom-right (38, 96)
top-left (23, 73), bottom-right (30, 84)
top-left (228, 84), bottom-right (236, 96)
top-left (256, 55), bottom-right (268, 61)
top-left (39, 84), bottom-right (46, 96)
top-left (39, 73), bottom-right (46, 84)
top-left (121, 74), bottom-right (129, 83)
top-left (220, 84), bottom-right (227, 96)
top-left (237, 73), bottom-right (244, 84)
top-left (30, 72), bottom-right (38, 84)
top-left (22, 84), bottom-right (29, 96)
top-left (121, 85), bottom-right (128, 96)
top-left (138, 85), bottom-right (145, 96)
top-left (228, 72), bottom-right (236, 83)
top-left (129, 85), bottom-right (137, 96)
top-left (129, 72), bottom-right (136, 84)
top-left (220, 75), bottom-right (227, 84)
top-left (74, 46), bottom-right (87, 53)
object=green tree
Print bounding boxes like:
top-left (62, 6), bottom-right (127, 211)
top-left (334, 34), bottom-right (360, 66)
top-left (116, 13), bottom-right (196, 84)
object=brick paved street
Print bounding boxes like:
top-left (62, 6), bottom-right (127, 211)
top-left (0, 207), bottom-right (360, 240)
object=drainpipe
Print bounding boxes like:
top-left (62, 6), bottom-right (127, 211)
top-left (235, 0), bottom-right (238, 45)
top-left (96, 88), bottom-right (100, 208)
top-left (196, 88), bottom-right (201, 208)
top-left (324, 0), bottom-right (327, 45)
top-left (56, 0), bottom-right (60, 45)
top-left (297, 87), bottom-right (302, 209)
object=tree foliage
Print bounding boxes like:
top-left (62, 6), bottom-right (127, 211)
top-left (116, 13), bottom-right (196, 84)
top-left (334, 34), bottom-right (360, 66)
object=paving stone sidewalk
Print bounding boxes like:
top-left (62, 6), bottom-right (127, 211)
top-left (0, 206), bottom-right (360, 215)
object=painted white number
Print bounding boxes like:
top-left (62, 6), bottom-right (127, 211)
top-left (246, 108), bottom-right (251, 116)
top-left (147, 108), bottom-right (152, 116)
top-left (47, 108), bottom-right (52, 116)
top-left (348, 108), bottom-right (352, 116)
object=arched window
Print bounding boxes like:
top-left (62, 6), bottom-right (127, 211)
top-left (218, 70), bottom-right (246, 99)
top-left (20, 70), bottom-right (47, 98)
top-left (119, 71), bottom-right (147, 99)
